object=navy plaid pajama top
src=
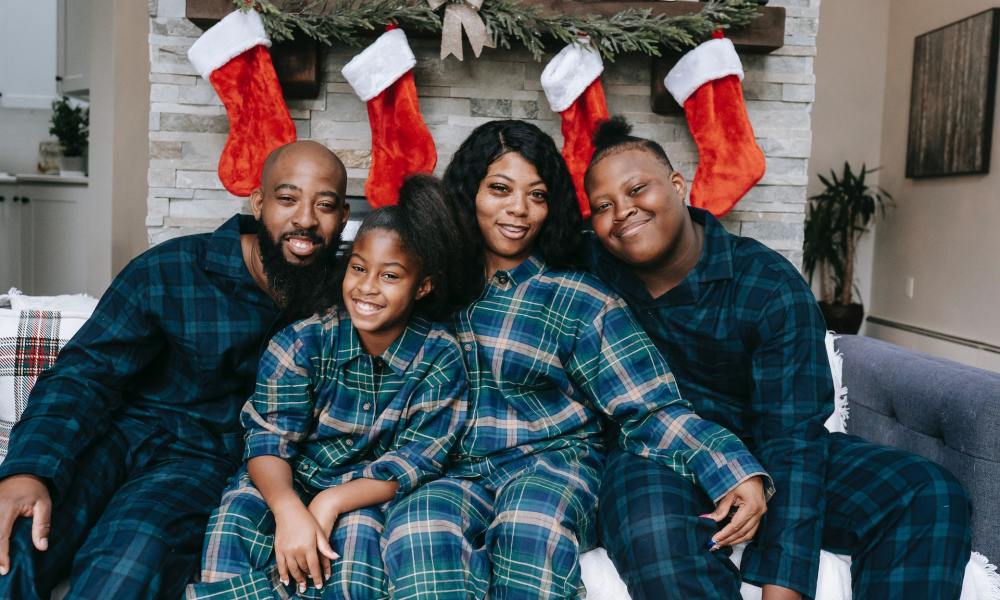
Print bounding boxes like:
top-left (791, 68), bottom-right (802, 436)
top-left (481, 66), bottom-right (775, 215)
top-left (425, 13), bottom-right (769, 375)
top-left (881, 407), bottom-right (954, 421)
top-left (0, 215), bottom-right (284, 500)
top-left (590, 206), bottom-right (835, 590)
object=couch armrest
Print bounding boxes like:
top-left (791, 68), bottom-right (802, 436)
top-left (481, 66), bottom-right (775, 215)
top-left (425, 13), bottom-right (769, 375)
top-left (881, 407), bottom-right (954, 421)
top-left (837, 334), bottom-right (1000, 559)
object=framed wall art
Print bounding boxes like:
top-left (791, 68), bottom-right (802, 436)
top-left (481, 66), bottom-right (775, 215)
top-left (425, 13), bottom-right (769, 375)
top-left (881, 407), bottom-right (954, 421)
top-left (906, 9), bottom-right (1000, 178)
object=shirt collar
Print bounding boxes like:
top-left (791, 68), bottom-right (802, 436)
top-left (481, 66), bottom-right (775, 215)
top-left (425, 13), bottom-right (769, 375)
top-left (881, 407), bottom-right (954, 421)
top-left (204, 214), bottom-right (258, 280)
top-left (491, 254), bottom-right (546, 288)
top-left (382, 316), bottom-right (432, 375)
top-left (591, 207), bottom-right (735, 306)
top-left (690, 207), bottom-right (734, 283)
top-left (335, 308), bottom-right (431, 376)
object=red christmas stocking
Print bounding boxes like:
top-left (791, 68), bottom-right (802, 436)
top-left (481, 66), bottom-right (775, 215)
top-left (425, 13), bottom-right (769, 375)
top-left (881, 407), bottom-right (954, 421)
top-left (541, 39), bottom-right (609, 218)
top-left (665, 33), bottom-right (766, 217)
top-left (342, 27), bottom-right (437, 207)
top-left (187, 9), bottom-right (297, 197)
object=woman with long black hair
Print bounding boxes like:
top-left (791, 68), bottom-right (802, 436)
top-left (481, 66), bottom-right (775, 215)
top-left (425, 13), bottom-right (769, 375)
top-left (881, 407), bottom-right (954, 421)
top-left (382, 120), bottom-right (770, 600)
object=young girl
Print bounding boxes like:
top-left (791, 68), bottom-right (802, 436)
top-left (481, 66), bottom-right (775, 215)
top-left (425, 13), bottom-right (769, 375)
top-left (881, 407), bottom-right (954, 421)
top-left (381, 120), bottom-right (772, 600)
top-left (186, 175), bottom-right (477, 600)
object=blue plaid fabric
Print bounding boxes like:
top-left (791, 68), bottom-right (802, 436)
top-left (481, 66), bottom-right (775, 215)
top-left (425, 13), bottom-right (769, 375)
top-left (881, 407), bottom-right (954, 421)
top-left (0, 215), bottom-right (282, 496)
top-left (451, 255), bottom-right (769, 503)
top-left (0, 215), bottom-right (285, 598)
top-left (383, 446), bottom-right (602, 600)
top-left (591, 207), bottom-right (971, 598)
top-left (380, 256), bottom-right (768, 599)
top-left (598, 449), bottom-right (743, 600)
top-left (188, 470), bottom-right (389, 600)
top-left (0, 418), bottom-right (235, 600)
top-left (191, 310), bottom-right (467, 599)
top-left (242, 309), bottom-right (467, 499)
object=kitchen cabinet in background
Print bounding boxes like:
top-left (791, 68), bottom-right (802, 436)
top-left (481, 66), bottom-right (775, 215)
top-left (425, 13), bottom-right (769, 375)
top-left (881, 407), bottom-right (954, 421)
top-left (57, 0), bottom-right (90, 97)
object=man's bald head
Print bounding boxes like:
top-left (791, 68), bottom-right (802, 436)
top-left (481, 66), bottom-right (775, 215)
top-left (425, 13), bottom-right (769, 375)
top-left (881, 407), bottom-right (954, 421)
top-left (260, 140), bottom-right (348, 197)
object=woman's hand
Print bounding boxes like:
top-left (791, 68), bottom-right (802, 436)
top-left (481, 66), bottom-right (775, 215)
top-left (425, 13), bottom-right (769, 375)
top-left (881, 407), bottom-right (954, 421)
top-left (705, 475), bottom-right (767, 549)
top-left (273, 500), bottom-right (338, 593)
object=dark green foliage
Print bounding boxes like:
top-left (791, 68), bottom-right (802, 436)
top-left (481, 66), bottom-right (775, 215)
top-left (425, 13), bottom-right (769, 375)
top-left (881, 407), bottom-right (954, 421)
top-left (49, 96), bottom-right (89, 157)
top-left (803, 162), bottom-right (893, 305)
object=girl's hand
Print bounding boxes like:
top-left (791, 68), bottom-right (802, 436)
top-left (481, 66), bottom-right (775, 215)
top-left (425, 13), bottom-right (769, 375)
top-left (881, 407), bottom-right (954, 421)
top-left (307, 488), bottom-right (344, 582)
top-left (308, 487), bottom-right (344, 539)
top-left (705, 475), bottom-right (767, 549)
top-left (273, 501), bottom-right (338, 593)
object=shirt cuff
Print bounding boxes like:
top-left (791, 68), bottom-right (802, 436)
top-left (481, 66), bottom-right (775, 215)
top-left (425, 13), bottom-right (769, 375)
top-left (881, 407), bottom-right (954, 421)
top-left (740, 543), bottom-right (820, 599)
top-left (0, 457), bottom-right (67, 503)
top-left (243, 431), bottom-right (296, 461)
top-left (691, 449), bottom-right (775, 503)
top-left (360, 451), bottom-right (433, 499)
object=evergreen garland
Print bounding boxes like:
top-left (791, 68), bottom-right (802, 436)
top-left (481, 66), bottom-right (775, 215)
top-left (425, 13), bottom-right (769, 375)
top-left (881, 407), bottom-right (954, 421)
top-left (239, 0), bottom-right (761, 61)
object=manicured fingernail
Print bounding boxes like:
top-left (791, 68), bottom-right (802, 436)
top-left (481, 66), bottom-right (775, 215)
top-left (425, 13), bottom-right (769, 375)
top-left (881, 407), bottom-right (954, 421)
top-left (315, 583), bottom-right (322, 589)
top-left (0, 566), bottom-right (7, 576)
top-left (298, 583), bottom-right (306, 593)
top-left (325, 572), bottom-right (331, 580)
top-left (281, 579), bottom-right (289, 586)
top-left (705, 539), bottom-right (719, 551)
top-left (698, 514), bottom-right (713, 519)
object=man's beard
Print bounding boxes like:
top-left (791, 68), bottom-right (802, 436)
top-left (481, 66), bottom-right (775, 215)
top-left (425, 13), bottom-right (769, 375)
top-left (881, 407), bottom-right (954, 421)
top-left (257, 222), bottom-right (343, 319)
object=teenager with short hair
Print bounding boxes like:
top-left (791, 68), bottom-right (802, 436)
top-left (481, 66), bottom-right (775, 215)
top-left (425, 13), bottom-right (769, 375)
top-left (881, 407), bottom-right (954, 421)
top-left (586, 117), bottom-right (972, 600)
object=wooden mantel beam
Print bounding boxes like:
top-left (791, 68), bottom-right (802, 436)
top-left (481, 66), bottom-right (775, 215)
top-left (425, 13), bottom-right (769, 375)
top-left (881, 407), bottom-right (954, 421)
top-left (185, 1), bottom-right (785, 53)
top-left (184, 0), bottom-right (786, 108)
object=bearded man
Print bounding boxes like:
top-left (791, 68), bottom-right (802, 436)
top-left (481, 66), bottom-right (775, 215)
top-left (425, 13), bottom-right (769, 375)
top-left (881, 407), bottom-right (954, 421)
top-left (0, 140), bottom-right (350, 600)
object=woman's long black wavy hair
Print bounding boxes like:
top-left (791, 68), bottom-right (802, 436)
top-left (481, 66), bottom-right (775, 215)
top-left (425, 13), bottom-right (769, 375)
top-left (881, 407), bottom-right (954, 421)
top-left (340, 174), bottom-right (481, 321)
top-left (442, 120), bottom-right (585, 274)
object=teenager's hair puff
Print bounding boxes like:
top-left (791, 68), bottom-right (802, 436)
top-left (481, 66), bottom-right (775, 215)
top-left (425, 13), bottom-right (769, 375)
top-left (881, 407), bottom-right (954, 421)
top-left (442, 120), bottom-right (585, 273)
top-left (350, 174), bottom-right (480, 320)
top-left (586, 116), bottom-right (674, 184)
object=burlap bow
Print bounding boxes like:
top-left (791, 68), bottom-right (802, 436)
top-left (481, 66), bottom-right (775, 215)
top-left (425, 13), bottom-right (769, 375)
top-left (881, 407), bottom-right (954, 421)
top-left (428, 0), bottom-right (496, 60)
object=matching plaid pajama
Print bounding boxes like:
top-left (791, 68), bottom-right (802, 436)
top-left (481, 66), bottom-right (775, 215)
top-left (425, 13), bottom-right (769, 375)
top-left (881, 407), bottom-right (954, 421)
top-left (383, 255), bottom-right (770, 600)
top-left (591, 207), bottom-right (971, 599)
top-left (188, 310), bottom-right (468, 600)
top-left (0, 215), bottom-right (286, 599)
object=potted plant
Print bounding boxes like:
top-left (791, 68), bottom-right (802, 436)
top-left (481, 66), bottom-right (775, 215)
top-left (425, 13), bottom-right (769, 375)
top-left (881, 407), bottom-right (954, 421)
top-left (803, 162), bottom-right (893, 334)
top-left (49, 96), bottom-right (89, 175)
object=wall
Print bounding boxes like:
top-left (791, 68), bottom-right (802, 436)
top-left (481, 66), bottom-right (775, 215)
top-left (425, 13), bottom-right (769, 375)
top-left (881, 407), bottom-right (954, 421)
top-left (0, 109), bottom-right (52, 175)
top-left (808, 0), bottom-right (890, 314)
top-left (85, 0), bottom-right (150, 295)
top-left (867, 0), bottom-right (1000, 371)
top-left (146, 0), bottom-right (820, 268)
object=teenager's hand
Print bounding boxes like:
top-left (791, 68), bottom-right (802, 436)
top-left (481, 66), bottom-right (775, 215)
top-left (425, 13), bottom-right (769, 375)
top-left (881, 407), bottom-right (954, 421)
top-left (0, 475), bottom-right (51, 576)
top-left (273, 501), bottom-right (337, 593)
top-left (762, 584), bottom-right (802, 600)
top-left (705, 475), bottom-right (767, 549)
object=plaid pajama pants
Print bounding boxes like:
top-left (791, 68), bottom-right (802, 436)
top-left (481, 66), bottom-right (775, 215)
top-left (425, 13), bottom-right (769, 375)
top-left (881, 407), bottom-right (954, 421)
top-left (382, 446), bottom-right (602, 600)
top-left (599, 433), bottom-right (972, 600)
top-left (187, 470), bottom-right (388, 600)
top-left (0, 420), bottom-right (235, 600)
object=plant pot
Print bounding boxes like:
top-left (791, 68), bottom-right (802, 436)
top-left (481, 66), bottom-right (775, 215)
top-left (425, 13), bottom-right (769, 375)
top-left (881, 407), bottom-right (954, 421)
top-left (59, 154), bottom-right (85, 176)
top-left (819, 302), bottom-right (864, 335)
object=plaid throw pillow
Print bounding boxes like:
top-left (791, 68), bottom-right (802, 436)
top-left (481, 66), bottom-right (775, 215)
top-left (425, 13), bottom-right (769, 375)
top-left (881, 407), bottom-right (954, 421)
top-left (0, 308), bottom-right (91, 461)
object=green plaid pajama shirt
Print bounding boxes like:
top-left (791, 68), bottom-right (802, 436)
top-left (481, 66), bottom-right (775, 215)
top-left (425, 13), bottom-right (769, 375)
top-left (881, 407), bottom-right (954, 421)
top-left (382, 255), bottom-right (770, 600)
top-left (188, 310), bottom-right (468, 600)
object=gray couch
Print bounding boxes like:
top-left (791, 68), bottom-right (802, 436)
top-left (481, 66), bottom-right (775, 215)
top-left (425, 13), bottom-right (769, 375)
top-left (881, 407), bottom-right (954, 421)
top-left (838, 334), bottom-right (1000, 559)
